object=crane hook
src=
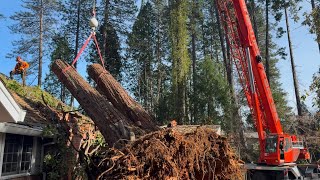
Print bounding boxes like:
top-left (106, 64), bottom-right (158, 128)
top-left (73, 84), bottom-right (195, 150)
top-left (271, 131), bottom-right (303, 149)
top-left (89, 0), bottom-right (98, 32)
top-left (90, 17), bottom-right (99, 31)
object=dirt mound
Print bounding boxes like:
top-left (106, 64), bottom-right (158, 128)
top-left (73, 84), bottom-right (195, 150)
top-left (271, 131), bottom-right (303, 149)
top-left (97, 127), bottom-right (243, 179)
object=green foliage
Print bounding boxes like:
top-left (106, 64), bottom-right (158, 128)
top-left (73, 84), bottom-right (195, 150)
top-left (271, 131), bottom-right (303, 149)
top-left (88, 0), bottom-right (137, 80)
top-left (169, 0), bottom-right (191, 123)
top-left (270, 0), bottom-right (302, 38)
top-left (42, 125), bottom-right (59, 137)
top-left (303, 3), bottom-right (320, 43)
top-left (90, 21), bottom-right (122, 80)
top-left (170, 1), bottom-right (191, 84)
top-left (43, 153), bottom-right (68, 180)
top-left (310, 70), bottom-right (320, 109)
top-left (44, 35), bottom-right (73, 104)
top-left (43, 139), bottom-right (71, 180)
top-left (126, 2), bottom-right (156, 107)
top-left (194, 57), bottom-right (233, 129)
top-left (60, 0), bottom-right (92, 46)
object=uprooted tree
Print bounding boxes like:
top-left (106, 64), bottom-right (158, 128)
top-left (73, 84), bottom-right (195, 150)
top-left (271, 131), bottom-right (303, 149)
top-left (51, 59), bottom-right (243, 179)
top-left (52, 59), bottom-right (158, 146)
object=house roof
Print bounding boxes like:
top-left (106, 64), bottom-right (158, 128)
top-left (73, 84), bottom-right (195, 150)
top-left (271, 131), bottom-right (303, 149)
top-left (0, 74), bottom-right (92, 131)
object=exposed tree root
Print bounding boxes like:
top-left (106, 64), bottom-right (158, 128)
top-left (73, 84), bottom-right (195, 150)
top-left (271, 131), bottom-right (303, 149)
top-left (95, 127), bottom-right (243, 180)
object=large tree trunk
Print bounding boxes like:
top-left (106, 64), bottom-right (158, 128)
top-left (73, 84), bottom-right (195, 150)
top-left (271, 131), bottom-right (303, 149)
top-left (70, 0), bottom-right (82, 108)
top-left (249, 0), bottom-right (259, 43)
top-left (52, 59), bottom-right (138, 146)
top-left (265, 0), bottom-right (270, 82)
top-left (87, 63), bottom-right (159, 131)
top-left (38, 0), bottom-right (43, 87)
top-left (213, 0), bottom-right (228, 74)
top-left (191, 0), bottom-right (197, 125)
top-left (103, 0), bottom-right (110, 60)
top-left (222, 12), bottom-right (247, 149)
top-left (285, 7), bottom-right (302, 116)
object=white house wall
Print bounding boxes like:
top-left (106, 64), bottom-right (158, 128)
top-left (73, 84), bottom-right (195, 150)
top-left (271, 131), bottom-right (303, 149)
top-left (0, 81), bottom-right (26, 123)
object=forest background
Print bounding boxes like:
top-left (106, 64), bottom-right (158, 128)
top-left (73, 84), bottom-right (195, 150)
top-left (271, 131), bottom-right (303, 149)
top-left (0, 0), bottom-right (320, 134)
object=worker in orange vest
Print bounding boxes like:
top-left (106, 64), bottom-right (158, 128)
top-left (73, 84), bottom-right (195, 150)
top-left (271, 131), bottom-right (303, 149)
top-left (10, 56), bottom-right (29, 86)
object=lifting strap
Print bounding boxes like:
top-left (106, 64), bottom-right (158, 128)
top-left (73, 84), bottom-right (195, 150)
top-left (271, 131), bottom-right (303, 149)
top-left (63, 0), bottom-right (105, 73)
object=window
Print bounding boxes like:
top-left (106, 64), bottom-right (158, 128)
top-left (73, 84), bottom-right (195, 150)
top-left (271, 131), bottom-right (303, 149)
top-left (284, 138), bottom-right (292, 152)
top-left (265, 136), bottom-right (277, 153)
top-left (2, 134), bottom-right (33, 176)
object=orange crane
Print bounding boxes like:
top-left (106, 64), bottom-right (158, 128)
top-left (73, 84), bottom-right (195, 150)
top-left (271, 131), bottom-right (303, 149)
top-left (215, 0), bottom-right (318, 179)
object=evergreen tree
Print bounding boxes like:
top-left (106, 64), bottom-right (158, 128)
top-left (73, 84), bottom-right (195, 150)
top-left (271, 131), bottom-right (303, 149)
top-left (96, 21), bottom-right (122, 80)
top-left (150, 0), bottom-right (171, 123)
top-left (44, 35), bottom-right (73, 103)
top-left (60, 0), bottom-right (92, 107)
top-left (9, 0), bottom-right (60, 87)
top-left (194, 57), bottom-right (233, 129)
top-left (88, 0), bottom-right (137, 80)
top-left (127, 2), bottom-right (156, 110)
top-left (61, 0), bottom-right (92, 65)
top-left (169, 0), bottom-right (191, 124)
top-left (303, 0), bottom-right (320, 53)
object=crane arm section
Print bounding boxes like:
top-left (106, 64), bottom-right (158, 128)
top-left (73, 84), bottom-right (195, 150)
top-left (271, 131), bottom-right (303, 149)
top-left (216, 0), bottom-right (283, 136)
top-left (232, 0), bottom-right (283, 134)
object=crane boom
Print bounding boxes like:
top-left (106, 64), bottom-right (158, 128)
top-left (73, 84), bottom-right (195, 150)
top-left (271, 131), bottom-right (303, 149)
top-left (215, 0), bottom-right (309, 166)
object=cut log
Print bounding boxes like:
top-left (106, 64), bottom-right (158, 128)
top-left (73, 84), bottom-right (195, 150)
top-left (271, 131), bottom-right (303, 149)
top-left (52, 59), bottom-right (135, 146)
top-left (87, 63), bottom-right (159, 131)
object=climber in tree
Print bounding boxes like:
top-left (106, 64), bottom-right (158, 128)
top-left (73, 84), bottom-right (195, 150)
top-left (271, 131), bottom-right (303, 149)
top-left (10, 56), bottom-right (29, 86)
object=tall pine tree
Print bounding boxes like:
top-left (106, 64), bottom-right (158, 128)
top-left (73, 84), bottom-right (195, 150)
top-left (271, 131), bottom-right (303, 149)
top-left (169, 0), bottom-right (191, 124)
top-left (9, 0), bottom-right (59, 87)
top-left (127, 2), bottom-right (156, 110)
top-left (43, 35), bottom-right (73, 104)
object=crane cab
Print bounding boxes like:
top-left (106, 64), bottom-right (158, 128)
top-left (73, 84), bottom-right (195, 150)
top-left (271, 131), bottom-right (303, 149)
top-left (262, 134), bottom-right (309, 166)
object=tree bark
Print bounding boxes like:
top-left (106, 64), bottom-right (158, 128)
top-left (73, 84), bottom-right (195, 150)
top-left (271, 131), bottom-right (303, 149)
top-left (88, 63), bottom-right (159, 131)
top-left (38, 0), bottom-right (43, 87)
top-left (249, 0), bottom-right (259, 43)
top-left (155, 3), bottom-right (163, 117)
top-left (265, 0), bottom-right (270, 82)
top-left (70, 0), bottom-right (82, 108)
top-left (284, 7), bottom-right (302, 116)
top-left (191, 0), bottom-right (197, 125)
top-left (103, 0), bottom-right (110, 60)
top-left (52, 60), bottom-right (139, 146)
top-left (213, 0), bottom-right (228, 78)
top-left (221, 10), bottom-right (247, 149)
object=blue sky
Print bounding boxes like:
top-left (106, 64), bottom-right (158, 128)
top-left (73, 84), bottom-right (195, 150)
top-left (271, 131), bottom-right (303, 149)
top-left (0, 1), bottom-right (319, 114)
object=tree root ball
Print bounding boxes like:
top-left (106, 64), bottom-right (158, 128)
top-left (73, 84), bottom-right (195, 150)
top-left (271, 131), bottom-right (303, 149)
top-left (97, 127), bottom-right (243, 180)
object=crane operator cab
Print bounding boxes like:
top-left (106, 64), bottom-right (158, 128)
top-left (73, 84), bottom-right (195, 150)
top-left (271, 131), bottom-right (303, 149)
top-left (263, 134), bottom-right (310, 166)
